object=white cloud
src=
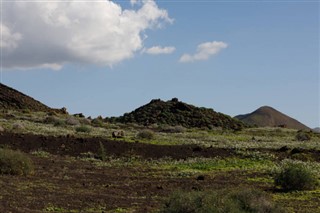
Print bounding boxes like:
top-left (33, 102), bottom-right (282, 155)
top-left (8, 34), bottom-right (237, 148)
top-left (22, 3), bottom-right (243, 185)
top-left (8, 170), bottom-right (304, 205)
top-left (130, 0), bottom-right (139, 5)
top-left (0, 23), bottom-right (22, 52)
top-left (179, 41), bottom-right (228, 63)
top-left (1, 0), bottom-right (172, 70)
top-left (143, 46), bottom-right (175, 55)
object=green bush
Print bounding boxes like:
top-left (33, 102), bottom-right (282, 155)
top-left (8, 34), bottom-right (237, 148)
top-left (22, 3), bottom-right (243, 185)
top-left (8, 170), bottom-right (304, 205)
top-left (161, 188), bottom-right (282, 213)
top-left (0, 149), bottom-right (34, 176)
top-left (161, 190), bottom-right (218, 213)
top-left (75, 125), bottom-right (92, 133)
top-left (137, 129), bottom-right (155, 140)
top-left (274, 160), bottom-right (318, 191)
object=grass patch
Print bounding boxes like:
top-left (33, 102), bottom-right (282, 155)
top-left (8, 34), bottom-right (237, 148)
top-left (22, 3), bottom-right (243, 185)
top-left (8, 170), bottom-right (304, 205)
top-left (158, 157), bottom-right (275, 172)
top-left (247, 176), bottom-right (274, 184)
top-left (31, 150), bottom-right (51, 158)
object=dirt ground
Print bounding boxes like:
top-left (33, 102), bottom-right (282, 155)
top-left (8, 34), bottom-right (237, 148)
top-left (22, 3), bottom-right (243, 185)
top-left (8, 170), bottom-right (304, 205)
top-left (0, 132), bottom-right (319, 212)
top-left (0, 132), bottom-right (237, 159)
top-left (0, 154), bottom-right (255, 213)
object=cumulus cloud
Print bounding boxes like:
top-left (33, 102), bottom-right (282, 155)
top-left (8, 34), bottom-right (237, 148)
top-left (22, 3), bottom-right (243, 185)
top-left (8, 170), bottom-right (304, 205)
top-left (179, 41), bottom-right (228, 63)
top-left (143, 46), bottom-right (175, 55)
top-left (1, 0), bottom-right (172, 70)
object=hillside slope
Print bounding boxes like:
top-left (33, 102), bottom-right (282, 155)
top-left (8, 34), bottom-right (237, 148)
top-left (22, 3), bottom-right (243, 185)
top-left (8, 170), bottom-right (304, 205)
top-left (110, 98), bottom-right (247, 130)
top-left (235, 106), bottom-right (309, 130)
top-left (0, 83), bottom-right (64, 113)
top-left (313, 127), bottom-right (320, 133)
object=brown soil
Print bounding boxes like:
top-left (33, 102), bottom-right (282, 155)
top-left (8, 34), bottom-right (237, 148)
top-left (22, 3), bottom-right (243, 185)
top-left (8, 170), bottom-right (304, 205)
top-left (0, 132), bottom-right (319, 212)
top-left (0, 132), bottom-right (248, 212)
top-left (0, 132), bottom-right (236, 159)
top-left (1, 132), bottom-right (319, 162)
top-left (0, 154), bottom-right (252, 213)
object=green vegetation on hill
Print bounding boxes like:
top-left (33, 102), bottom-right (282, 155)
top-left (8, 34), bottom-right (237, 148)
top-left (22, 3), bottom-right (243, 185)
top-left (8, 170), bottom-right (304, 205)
top-left (108, 98), bottom-right (248, 130)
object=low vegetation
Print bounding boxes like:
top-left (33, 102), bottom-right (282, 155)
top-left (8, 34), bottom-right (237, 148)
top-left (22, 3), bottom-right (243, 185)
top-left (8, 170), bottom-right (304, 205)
top-left (295, 130), bottom-right (312, 141)
top-left (274, 160), bottom-right (318, 191)
top-left (0, 148), bottom-right (34, 176)
top-left (108, 98), bottom-right (247, 130)
top-left (0, 109), bottom-right (319, 212)
top-left (75, 125), bottom-right (92, 133)
top-left (137, 129), bottom-right (155, 140)
top-left (161, 188), bottom-right (283, 213)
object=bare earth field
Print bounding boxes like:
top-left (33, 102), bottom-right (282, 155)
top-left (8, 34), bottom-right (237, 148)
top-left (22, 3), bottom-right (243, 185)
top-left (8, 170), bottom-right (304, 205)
top-left (0, 131), bottom-right (320, 212)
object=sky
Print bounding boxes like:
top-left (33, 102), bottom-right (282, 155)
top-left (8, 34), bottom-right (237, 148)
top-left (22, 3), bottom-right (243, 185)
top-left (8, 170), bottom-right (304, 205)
top-left (0, 0), bottom-right (319, 128)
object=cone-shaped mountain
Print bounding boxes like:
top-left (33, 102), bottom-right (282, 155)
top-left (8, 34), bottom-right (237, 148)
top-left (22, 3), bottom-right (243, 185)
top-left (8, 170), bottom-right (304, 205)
top-left (235, 106), bottom-right (309, 130)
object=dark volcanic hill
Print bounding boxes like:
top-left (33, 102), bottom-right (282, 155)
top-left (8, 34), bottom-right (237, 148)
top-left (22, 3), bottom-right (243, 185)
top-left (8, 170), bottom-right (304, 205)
top-left (235, 106), bottom-right (309, 130)
top-left (110, 98), bottom-right (247, 130)
top-left (0, 83), bottom-right (64, 113)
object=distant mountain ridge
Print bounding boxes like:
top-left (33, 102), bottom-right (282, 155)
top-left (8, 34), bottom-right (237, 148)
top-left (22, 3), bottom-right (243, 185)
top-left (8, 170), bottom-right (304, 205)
top-left (110, 98), bottom-right (248, 130)
top-left (0, 83), bottom-right (65, 113)
top-left (235, 106), bottom-right (309, 130)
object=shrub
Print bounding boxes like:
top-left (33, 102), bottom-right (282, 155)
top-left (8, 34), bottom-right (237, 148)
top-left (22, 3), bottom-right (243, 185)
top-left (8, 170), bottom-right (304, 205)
top-left (161, 190), bottom-right (216, 213)
top-left (43, 116), bottom-right (59, 124)
top-left (161, 188), bottom-right (282, 213)
top-left (22, 109), bottom-right (31, 114)
top-left (98, 142), bottom-right (106, 161)
top-left (80, 118), bottom-right (91, 125)
top-left (91, 118), bottom-right (104, 127)
top-left (295, 130), bottom-right (311, 141)
top-left (227, 188), bottom-right (283, 213)
top-left (0, 149), bottom-right (34, 176)
top-left (12, 123), bottom-right (25, 131)
top-left (274, 160), bottom-right (318, 191)
top-left (160, 125), bottom-right (186, 133)
top-left (75, 125), bottom-right (92, 133)
top-left (66, 117), bottom-right (80, 126)
top-left (53, 119), bottom-right (66, 127)
top-left (137, 129), bottom-right (155, 140)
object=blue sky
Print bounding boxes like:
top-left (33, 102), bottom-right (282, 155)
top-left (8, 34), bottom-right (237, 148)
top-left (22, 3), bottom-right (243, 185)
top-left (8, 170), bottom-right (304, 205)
top-left (1, 0), bottom-right (319, 128)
